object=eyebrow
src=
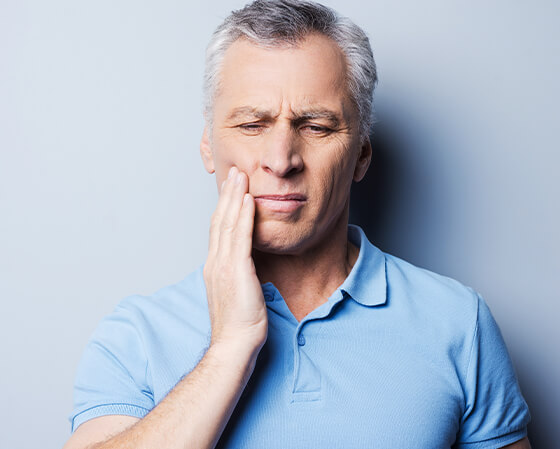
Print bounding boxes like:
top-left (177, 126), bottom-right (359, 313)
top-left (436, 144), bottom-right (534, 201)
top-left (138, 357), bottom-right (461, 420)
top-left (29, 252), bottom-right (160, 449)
top-left (226, 106), bottom-right (275, 121)
top-left (292, 109), bottom-right (341, 128)
top-left (226, 106), bottom-right (342, 127)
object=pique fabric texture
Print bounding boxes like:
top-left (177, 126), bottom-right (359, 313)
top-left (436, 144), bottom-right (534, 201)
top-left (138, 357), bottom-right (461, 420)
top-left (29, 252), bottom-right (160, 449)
top-left (70, 225), bottom-right (530, 448)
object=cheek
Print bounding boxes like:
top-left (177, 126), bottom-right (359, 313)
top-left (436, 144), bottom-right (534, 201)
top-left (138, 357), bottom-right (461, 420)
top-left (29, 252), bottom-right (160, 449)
top-left (311, 145), bottom-right (356, 206)
top-left (213, 143), bottom-right (260, 186)
top-left (311, 144), bottom-right (354, 186)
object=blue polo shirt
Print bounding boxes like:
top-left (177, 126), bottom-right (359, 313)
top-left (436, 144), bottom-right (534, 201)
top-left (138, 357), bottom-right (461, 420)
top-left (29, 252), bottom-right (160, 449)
top-left (70, 225), bottom-right (529, 448)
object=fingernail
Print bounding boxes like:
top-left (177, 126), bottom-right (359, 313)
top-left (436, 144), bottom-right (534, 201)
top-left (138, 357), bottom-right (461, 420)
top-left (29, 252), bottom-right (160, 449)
top-left (228, 167), bottom-right (236, 179)
top-left (235, 172), bottom-right (243, 184)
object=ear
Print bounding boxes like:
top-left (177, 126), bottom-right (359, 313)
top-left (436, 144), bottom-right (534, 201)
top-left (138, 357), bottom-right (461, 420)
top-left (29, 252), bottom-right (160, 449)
top-left (200, 127), bottom-right (215, 174)
top-left (353, 136), bottom-right (372, 182)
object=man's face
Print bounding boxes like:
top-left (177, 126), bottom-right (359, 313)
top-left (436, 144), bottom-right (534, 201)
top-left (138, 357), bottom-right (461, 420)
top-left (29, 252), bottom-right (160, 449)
top-left (200, 33), bottom-right (371, 255)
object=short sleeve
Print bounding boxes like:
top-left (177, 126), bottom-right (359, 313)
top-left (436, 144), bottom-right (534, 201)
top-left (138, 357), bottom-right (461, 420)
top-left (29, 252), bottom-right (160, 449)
top-left (455, 294), bottom-right (530, 448)
top-left (69, 298), bottom-right (154, 432)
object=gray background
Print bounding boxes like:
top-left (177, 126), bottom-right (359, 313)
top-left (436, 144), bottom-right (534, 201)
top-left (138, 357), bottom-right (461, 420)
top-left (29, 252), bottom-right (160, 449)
top-left (0, 1), bottom-right (558, 448)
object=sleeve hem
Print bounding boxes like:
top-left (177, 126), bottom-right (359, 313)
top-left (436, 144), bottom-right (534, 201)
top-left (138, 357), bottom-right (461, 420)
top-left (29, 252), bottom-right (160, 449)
top-left (455, 428), bottom-right (527, 448)
top-left (71, 403), bottom-right (151, 433)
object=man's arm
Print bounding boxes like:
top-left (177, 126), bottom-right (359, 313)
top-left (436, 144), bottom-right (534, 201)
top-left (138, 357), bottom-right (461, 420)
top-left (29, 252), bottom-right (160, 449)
top-left (64, 341), bottom-right (262, 449)
top-left (64, 167), bottom-right (268, 449)
top-left (503, 437), bottom-right (531, 449)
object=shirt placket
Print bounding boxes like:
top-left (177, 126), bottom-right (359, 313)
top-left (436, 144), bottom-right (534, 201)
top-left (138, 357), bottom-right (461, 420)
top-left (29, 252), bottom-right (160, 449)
top-left (263, 283), bottom-right (347, 404)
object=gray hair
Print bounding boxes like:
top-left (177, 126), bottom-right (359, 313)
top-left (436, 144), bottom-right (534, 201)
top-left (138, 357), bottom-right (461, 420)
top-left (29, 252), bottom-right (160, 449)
top-left (203, 0), bottom-right (377, 140)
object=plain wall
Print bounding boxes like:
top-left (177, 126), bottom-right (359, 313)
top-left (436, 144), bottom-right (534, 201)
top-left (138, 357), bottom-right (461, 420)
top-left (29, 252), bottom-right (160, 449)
top-left (0, 1), bottom-right (558, 448)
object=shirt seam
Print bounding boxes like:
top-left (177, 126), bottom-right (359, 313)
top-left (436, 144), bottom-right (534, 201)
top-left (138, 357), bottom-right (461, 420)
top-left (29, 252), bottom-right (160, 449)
top-left (117, 299), bottom-right (154, 401)
top-left (462, 292), bottom-right (481, 411)
top-left (455, 426), bottom-right (527, 447)
top-left (72, 402), bottom-right (151, 431)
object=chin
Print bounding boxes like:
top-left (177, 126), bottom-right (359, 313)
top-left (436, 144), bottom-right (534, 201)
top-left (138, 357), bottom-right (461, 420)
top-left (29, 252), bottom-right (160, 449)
top-left (252, 220), bottom-right (311, 255)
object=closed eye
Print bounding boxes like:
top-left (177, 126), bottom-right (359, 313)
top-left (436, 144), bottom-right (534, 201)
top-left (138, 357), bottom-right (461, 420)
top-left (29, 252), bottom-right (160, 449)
top-left (237, 122), bottom-right (266, 135)
top-left (306, 125), bottom-right (328, 132)
top-left (236, 122), bottom-right (334, 136)
top-left (300, 124), bottom-right (334, 136)
top-left (240, 123), bottom-right (262, 129)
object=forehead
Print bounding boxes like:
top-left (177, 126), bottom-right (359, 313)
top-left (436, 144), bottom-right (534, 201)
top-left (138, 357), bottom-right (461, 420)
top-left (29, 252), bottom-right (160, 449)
top-left (213, 33), bottom-right (354, 120)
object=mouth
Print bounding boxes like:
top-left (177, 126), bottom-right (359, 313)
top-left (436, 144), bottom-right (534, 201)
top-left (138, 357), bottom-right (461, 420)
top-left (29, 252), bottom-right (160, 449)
top-left (253, 194), bottom-right (307, 213)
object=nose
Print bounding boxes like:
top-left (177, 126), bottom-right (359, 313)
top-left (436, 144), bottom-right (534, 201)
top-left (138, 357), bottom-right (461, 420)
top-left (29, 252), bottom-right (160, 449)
top-left (260, 124), bottom-right (304, 177)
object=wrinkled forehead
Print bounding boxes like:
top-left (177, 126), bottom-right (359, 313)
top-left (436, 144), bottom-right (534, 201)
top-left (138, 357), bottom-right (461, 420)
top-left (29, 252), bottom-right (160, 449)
top-left (212, 34), bottom-right (355, 121)
top-left (226, 33), bottom-right (347, 78)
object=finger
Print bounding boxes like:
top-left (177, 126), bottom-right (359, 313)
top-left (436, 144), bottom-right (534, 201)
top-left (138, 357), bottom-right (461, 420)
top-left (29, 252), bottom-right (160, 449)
top-left (208, 166), bottom-right (237, 256)
top-left (218, 170), bottom-right (248, 236)
top-left (214, 166), bottom-right (237, 221)
top-left (233, 193), bottom-right (255, 258)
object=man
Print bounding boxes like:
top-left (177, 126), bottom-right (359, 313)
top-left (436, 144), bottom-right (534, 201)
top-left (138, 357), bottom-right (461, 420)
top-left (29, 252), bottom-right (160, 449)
top-left (64, 1), bottom-right (531, 448)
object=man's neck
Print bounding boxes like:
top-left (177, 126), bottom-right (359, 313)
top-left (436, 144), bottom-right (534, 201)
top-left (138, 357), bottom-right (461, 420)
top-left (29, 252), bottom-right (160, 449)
top-left (253, 217), bottom-right (359, 322)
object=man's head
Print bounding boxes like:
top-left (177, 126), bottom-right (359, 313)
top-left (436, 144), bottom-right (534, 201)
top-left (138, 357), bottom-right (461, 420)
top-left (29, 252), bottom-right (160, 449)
top-left (200, 0), bottom-right (377, 255)
top-left (203, 0), bottom-right (377, 141)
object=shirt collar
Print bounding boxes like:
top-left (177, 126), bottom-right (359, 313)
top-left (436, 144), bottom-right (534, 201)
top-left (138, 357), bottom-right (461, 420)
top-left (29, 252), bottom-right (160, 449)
top-left (339, 225), bottom-right (387, 307)
top-left (261, 225), bottom-right (387, 308)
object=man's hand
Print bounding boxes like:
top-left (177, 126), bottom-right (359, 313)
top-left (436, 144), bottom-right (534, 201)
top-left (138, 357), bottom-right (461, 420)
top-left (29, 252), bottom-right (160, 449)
top-left (203, 166), bottom-right (268, 351)
top-left (64, 168), bottom-right (269, 449)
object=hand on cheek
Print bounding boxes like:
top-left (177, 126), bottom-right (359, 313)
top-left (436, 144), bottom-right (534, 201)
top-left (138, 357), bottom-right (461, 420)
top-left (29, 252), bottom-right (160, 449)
top-left (203, 166), bottom-right (268, 352)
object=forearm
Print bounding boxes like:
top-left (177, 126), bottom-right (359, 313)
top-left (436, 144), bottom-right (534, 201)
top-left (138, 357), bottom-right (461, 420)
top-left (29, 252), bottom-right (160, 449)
top-left (90, 341), bottom-right (261, 449)
top-left (502, 436), bottom-right (531, 449)
top-left (67, 168), bottom-right (268, 449)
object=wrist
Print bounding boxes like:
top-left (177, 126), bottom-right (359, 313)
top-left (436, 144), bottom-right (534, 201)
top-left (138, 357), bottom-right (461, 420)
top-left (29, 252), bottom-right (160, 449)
top-left (206, 338), bottom-right (264, 378)
top-left (210, 325), bottom-right (267, 355)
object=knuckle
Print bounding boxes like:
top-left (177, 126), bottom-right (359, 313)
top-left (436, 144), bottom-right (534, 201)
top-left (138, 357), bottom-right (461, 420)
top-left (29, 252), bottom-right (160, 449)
top-left (221, 221), bottom-right (236, 234)
top-left (216, 262), bottom-right (232, 277)
top-left (210, 214), bottom-right (220, 228)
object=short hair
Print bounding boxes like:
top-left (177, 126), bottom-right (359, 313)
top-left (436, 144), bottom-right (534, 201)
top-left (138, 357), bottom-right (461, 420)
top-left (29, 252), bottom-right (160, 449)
top-left (203, 0), bottom-right (378, 140)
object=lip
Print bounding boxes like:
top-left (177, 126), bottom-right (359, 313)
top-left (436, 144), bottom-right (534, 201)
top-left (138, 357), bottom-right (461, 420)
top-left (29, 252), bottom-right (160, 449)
top-left (254, 194), bottom-right (307, 213)
top-left (255, 194), bottom-right (306, 201)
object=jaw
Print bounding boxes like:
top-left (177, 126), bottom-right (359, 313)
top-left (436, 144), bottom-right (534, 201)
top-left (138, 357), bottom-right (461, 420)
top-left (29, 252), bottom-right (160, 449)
top-left (252, 197), bottom-right (351, 257)
top-left (252, 218), bottom-right (312, 255)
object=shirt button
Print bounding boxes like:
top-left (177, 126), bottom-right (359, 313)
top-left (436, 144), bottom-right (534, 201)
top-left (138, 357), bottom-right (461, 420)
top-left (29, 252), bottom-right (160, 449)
top-left (297, 334), bottom-right (306, 346)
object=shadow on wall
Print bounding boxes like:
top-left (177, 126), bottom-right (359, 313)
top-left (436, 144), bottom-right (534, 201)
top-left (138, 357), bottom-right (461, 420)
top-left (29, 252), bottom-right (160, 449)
top-left (349, 116), bottom-right (543, 448)
top-left (350, 121), bottom-right (401, 251)
top-left (349, 117), bottom-right (447, 269)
